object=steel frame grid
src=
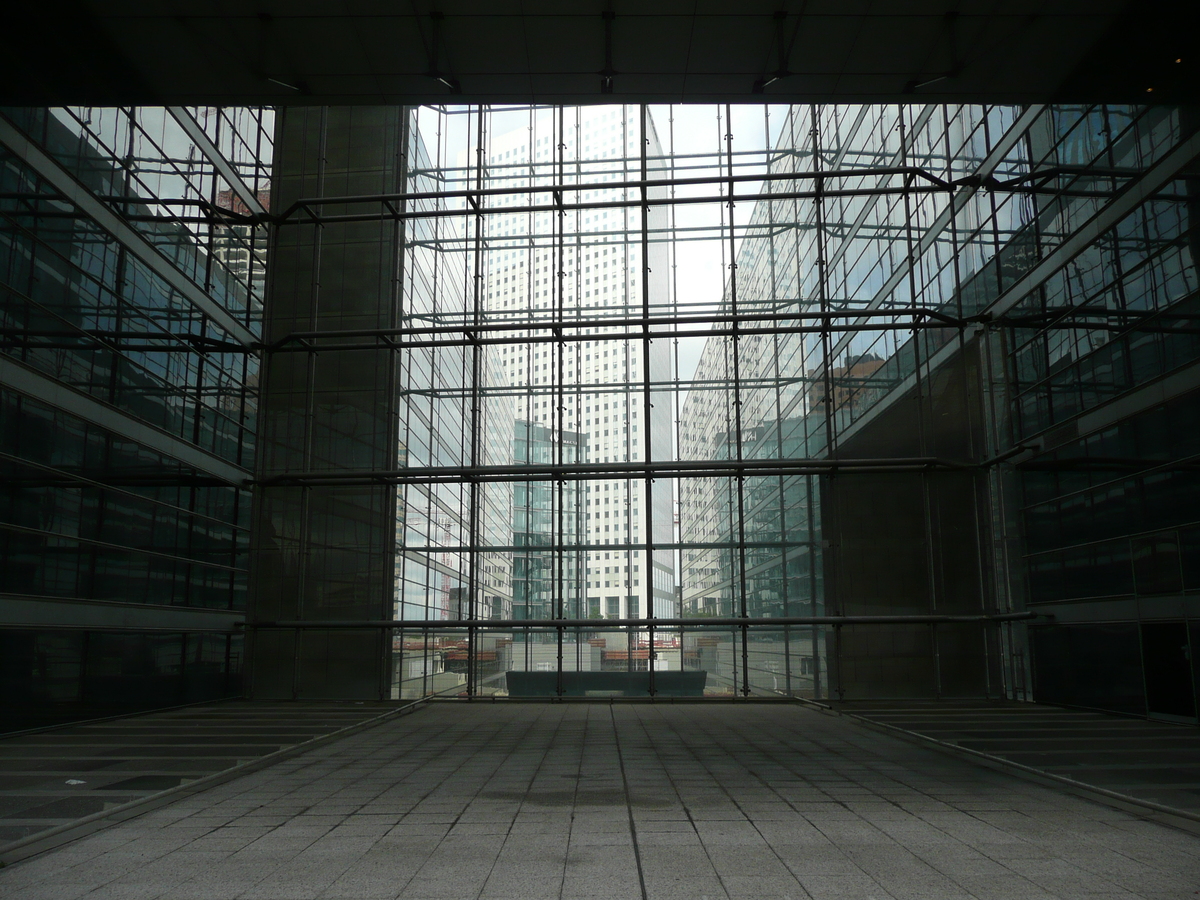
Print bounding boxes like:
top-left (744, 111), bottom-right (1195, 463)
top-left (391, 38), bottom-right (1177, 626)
top-left (243, 102), bottom-right (1198, 703)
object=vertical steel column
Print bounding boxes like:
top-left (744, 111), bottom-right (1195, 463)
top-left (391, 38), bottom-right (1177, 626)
top-left (899, 106), bottom-right (943, 699)
top-left (811, 104), bottom-right (841, 701)
top-left (639, 104), bottom-right (656, 696)
top-left (552, 107), bottom-right (567, 695)
top-left (555, 106), bottom-right (567, 696)
top-left (465, 107), bottom-right (487, 698)
top-left (764, 104), bottom-right (795, 698)
top-left (668, 105), bottom-right (687, 678)
top-left (725, 104), bottom-right (751, 696)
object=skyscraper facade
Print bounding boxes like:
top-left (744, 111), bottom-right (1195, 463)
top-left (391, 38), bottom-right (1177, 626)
top-left (480, 106), bottom-right (677, 622)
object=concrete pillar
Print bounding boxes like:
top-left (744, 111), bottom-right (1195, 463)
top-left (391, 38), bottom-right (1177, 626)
top-left (249, 108), bottom-right (405, 699)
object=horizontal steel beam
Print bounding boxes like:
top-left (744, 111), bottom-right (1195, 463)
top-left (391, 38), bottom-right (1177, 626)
top-left (262, 164), bottom-right (1131, 227)
top-left (395, 540), bottom-right (814, 554)
top-left (267, 183), bottom-right (1133, 228)
top-left (250, 611), bottom-right (1041, 629)
top-left (256, 456), bottom-right (974, 487)
top-left (272, 305), bottom-right (963, 342)
top-left (258, 306), bottom-right (1193, 353)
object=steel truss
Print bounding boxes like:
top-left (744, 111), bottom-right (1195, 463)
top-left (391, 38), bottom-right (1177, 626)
top-left (2, 306), bottom-right (1193, 357)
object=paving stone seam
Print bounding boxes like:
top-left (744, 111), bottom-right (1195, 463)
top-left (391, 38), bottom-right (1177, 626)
top-left (609, 706), bottom-right (651, 900)
top-left (0, 700), bottom-right (430, 869)
top-left (0, 698), bottom-right (249, 743)
top-left (798, 699), bottom-right (1200, 837)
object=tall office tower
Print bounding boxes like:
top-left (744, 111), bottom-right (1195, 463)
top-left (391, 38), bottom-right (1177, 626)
top-left (392, 109), bottom-right (514, 632)
top-left (477, 106), bottom-right (677, 622)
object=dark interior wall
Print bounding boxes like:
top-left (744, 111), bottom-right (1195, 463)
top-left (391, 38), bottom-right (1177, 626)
top-left (0, 630), bottom-right (242, 733)
top-left (1022, 388), bottom-right (1200, 719)
top-left (1029, 623), bottom-right (1147, 716)
top-left (823, 341), bottom-right (999, 699)
top-left (249, 107), bottom-right (405, 699)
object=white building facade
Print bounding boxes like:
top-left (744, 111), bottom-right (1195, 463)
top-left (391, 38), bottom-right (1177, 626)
top-left (481, 106), bottom-right (676, 621)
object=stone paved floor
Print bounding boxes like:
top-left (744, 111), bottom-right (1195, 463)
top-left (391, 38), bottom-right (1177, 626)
top-left (1, 702), bottom-right (1198, 900)
top-left (0, 701), bottom-right (404, 851)
top-left (842, 701), bottom-right (1200, 815)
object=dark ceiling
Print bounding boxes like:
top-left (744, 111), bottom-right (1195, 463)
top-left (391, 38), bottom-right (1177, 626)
top-left (3, 1), bottom-right (1196, 107)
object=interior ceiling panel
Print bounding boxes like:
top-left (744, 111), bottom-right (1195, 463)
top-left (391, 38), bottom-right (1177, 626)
top-left (2, 0), bottom-right (1195, 106)
top-left (611, 18), bottom-right (697, 74)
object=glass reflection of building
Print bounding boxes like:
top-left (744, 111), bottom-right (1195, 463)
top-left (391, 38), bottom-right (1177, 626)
top-left (0, 105), bottom-right (272, 729)
top-left (681, 103), bottom-right (1200, 711)
top-left (511, 420), bottom-right (586, 630)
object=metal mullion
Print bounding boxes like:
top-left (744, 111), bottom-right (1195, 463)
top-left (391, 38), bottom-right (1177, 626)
top-left (667, 104), bottom-right (687, 671)
top-left (762, 104), bottom-right (795, 699)
top-left (898, 106), bottom-right (944, 700)
top-left (426, 102), bottom-right (450, 640)
top-left (786, 116), bottom-right (824, 696)
top-left (545, 105), bottom-right (566, 688)
top-left (810, 105), bottom-right (844, 700)
top-left (465, 106), bottom-right (487, 698)
top-left (720, 104), bottom-right (751, 697)
top-left (958, 104), bottom-right (1004, 699)
top-left (555, 104), bottom-right (567, 694)
top-left (639, 103), bottom-right (655, 695)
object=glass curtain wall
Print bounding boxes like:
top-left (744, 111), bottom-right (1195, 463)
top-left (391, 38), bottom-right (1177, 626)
top-left (259, 102), bottom-right (1200, 709)
top-left (0, 106), bottom-right (271, 728)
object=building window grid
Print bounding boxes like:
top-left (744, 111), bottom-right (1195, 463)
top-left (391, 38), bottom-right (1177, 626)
top-left (18, 102), bottom-right (1172, 700)
top-left (383, 103), bottom-right (1196, 698)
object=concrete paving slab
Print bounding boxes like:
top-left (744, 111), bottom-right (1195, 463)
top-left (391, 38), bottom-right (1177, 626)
top-left (0, 703), bottom-right (1198, 899)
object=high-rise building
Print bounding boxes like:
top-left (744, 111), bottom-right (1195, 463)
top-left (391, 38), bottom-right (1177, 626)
top-left (480, 107), bottom-right (677, 622)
